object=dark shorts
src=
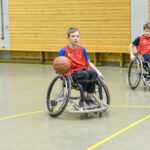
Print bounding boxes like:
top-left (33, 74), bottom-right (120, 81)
top-left (71, 69), bottom-right (97, 93)
top-left (143, 54), bottom-right (150, 63)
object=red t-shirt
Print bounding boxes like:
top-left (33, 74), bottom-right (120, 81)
top-left (136, 35), bottom-right (150, 55)
top-left (59, 45), bottom-right (89, 75)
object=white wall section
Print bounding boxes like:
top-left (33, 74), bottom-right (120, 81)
top-left (131, 0), bottom-right (148, 41)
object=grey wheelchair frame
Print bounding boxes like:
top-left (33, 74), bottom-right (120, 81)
top-left (46, 74), bottom-right (110, 118)
top-left (127, 54), bottom-right (150, 89)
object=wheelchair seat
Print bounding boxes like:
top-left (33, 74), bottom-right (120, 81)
top-left (127, 54), bottom-right (150, 89)
top-left (46, 74), bottom-right (110, 119)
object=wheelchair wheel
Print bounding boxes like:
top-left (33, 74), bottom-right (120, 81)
top-left (127, 58), bottom-right (142, 89)
top-left (46, 75), bottom-right (71, 117)
top-left (93, 77), bottom-right (110, 110)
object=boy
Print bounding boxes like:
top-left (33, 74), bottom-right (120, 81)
top-left (58, 27), bottom-right (103, 108)
top-left (129, 22), bottom-right (150, 64)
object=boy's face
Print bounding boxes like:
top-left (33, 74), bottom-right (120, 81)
top-left (68, 31), bottom-right (80, 46)
top-left (144, 29), bottom-right (150, 37)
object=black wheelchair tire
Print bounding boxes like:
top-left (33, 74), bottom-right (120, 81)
top-left (127, 59), bottom-right (142, 89)
top-left (97, 77), bottom-right (110, 106)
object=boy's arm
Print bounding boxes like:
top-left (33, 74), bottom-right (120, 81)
top-left (129, 43), bottom-right (136, 60)
top-left (82, 47), bottom-right (103, 77)
top-left (129, 36), bottom-right (140, 60)
top-left (88, 60), bottom-right (103, 78)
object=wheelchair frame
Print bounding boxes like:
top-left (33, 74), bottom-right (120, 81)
top-left (127, 54), bottom-right (150, 89)
top-left (46, 74), bottom-right (110, 119)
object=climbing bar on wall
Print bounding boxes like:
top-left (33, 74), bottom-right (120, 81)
top-left (0, 0), bottom-right (4, 40)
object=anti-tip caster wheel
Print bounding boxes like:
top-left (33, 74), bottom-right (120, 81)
top-left (80, 113), bottom-right (88, 120)
top-left (99, 112), bottom-right (103, 118)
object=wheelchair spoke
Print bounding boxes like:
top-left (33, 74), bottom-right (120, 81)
top-left (128, 58), bottom-right (142, 89)
top-left (46, 75), bottom-right (70, 117)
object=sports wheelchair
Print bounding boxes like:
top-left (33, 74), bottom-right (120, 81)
top-left (46, 74), bottom-right (110, 119)
top-left (127, 54), bottom-right (150, 89)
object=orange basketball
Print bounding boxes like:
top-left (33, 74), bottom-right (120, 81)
top-left (53, 56), bottom-right (71, 74)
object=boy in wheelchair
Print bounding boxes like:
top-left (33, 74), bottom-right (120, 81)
top-left (58, 27), bottom-right (103, 108)
top-left (129, 22), bottom-right (150, 75)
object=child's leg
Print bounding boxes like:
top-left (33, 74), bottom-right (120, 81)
top-left (85, 70), bottom-right (97, 106)
top-left (71, 70), bottom-right (97, 108)
top-left (86, 70), bottom-right (97, 94)
top-left (71, 70), bottom-right (89, 99)
top-left (143, 54), bottom-right (150, 74)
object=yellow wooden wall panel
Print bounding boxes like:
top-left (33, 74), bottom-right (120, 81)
top-left (9, 0), bottom-right (130, 52)
top-left (149, 0), bottom-right (150, 22)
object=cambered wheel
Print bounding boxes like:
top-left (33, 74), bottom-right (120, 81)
top-left (128, 58), bottom-right (142, 89)
top-left (46, 75), bottom-right (71, 117)
top-left (93, 76), bottom-right (110, 110)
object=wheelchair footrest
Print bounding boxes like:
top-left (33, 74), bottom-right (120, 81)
top-left (143, 74), bottom-right (150, 79)
top-left (65, 105), bottom-right (109, 113)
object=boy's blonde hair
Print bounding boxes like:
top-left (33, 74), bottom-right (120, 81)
top-left (143, 22), bottom-right (150, 30)
top-left (67, 27), bottom-right (80, 38)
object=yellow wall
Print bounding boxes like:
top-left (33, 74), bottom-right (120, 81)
top-left (149, 0), bottom-right (150, 21)
top-left (9, 0), bottom-right (130, 53)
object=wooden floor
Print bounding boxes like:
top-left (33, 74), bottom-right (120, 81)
top-left (0, 63), bottom-right (150, 150)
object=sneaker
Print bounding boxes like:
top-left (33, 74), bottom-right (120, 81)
top-left (85, 97), bottom-right (97, 109)
top-left (79, 98), bottom-right (92, 109)
top-left (79, 98), bottom-right (86, 108)
top-left (86, 97), bottom-right (97, 104)
top-left (79, 100), bottom-right (84, 108)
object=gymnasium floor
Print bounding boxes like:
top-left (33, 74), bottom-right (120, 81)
top-left (0, 63), bottom-right (150, 150)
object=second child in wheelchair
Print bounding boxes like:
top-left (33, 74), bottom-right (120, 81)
top-left (129, 22), bottom-right (150, 75)
top-left (58, 27), bottom-right (103, 108)
top-left (128, 22), bottom-right (150, 88)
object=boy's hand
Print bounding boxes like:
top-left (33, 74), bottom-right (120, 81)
top-left (97, 71), bottom-right (104, 79)
top-left (130, 54), bottom-right (135, 60)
